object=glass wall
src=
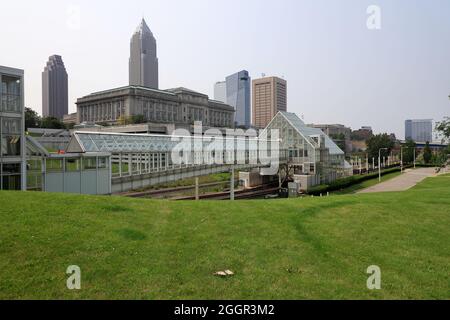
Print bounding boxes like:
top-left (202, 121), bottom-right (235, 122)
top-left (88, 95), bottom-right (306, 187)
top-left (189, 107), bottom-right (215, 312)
top-left (1, 75), bottom-right (22, 113)
top-left (0, 69), bottom-right (24, 191)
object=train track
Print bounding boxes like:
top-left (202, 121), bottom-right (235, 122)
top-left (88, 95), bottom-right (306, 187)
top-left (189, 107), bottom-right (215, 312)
top-left (120, 181), bottom-right (235, 198)
top-left (173, 183), bottom-right (279, 201)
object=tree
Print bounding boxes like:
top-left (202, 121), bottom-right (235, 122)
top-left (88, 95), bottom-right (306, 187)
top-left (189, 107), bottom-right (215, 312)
top-left (366, 133), bottom-right (395, 164)
top-left (40, 117), bottom-right (65, 129)
top-left (402, 139), bottom-right (416, 163)
top-left (131, 115), bottom-right (146, 124)
top-left (329, 133), bottom-right (346, 152)
top-left (25, 107), bottom-right (41, 130)
top-left (423, 141), bottom-right (432, 164)
top-left (435, 117), bottom-right (450, 140)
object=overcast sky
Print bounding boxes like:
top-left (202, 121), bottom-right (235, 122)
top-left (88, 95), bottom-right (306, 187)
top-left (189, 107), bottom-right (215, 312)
top-left (1, 0), bottom-right (449, 138)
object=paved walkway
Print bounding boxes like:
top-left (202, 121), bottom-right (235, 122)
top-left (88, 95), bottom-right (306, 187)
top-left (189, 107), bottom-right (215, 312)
top-left (358, 167), bottom-right (440, 194)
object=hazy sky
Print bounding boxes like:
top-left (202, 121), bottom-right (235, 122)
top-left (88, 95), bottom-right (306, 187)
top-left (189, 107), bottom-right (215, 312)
top-left (1, 0), bottom-right (449, 138)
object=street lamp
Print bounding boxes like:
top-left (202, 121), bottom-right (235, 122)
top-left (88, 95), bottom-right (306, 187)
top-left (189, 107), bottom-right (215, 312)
top-left (379, 148), bottom-right (388, 182)
top-left (401, 146), bottom-right (416, 173)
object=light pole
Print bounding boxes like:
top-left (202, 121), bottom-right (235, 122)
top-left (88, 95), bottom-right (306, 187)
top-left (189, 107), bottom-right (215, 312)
top-left (401, 146), bottom-right (411, 173)
top-left (379, 148), bottom-right (388, 182)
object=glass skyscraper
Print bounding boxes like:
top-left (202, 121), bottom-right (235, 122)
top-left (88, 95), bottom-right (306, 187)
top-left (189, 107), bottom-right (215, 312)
top-left (42, 55), bottom-right (68, 119)
top-left (226, 70), bottom-right (251, 128)
top-left (405, 119), bottom-right (433, 143)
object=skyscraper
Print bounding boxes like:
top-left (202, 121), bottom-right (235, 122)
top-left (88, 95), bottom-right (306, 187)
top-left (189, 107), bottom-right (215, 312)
top-left (214, 81), bottom-right (226, 103)
top-left (405, 119), bottom-right (433, 142)
top-left (252, 76), bottom-right (287, 129)
top-left (42, 55), bottom-right (68, 119)
top-left (226, 71), bottom-right (251, 128)
top-left (129, 18), bottom-right (159, 89)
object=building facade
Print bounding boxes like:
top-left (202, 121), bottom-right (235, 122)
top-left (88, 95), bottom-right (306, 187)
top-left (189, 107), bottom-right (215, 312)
top-left (226, 70), bottom-right (251, 128)
top-left (129, 19), bottom-right (159, 89)
top-left (214, 81), bottom-right (227, 103)
top-left (76, 86), bottom-right (234, 128)
top-left (42, 55), bottom-right (68, 119)
top-left (0, 66), bottom-right (26, 191)
top-left (252, 76), bottom-right (287, 129)
top-left (405, 119), bottom-right (433, 143)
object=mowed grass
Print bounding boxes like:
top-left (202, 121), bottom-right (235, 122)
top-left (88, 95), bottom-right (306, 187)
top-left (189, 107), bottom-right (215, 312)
top-left (0, 175), bottom-right (449, 300)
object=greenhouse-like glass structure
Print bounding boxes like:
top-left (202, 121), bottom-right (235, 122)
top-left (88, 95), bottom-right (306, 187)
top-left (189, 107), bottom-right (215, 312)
top-left (261, 112), bottom-right (352, 184)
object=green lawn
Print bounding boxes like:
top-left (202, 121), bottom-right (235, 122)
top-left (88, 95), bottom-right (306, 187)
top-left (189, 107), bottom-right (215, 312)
top-left (0, 175), bottom-right (449, 299)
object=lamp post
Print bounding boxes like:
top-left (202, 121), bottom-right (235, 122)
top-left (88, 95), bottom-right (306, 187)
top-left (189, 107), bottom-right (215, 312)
top-left (379, 148), bottom-right (388, 182)
top-left (401, 146), bottom-right (411, 173)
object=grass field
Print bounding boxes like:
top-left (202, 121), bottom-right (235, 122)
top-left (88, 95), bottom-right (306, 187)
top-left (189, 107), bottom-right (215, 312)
top-left (0, 175), bottom-right (449, 299)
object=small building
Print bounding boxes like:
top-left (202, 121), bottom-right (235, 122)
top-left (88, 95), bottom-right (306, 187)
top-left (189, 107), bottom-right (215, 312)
top-left (261, 112), bottom-right (352, 190)
top-left (26, 136), bottom-right (111, 195)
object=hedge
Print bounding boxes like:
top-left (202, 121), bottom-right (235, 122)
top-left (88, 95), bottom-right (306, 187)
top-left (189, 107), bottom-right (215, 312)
top-left (307, 166), bottom-right (411, 195)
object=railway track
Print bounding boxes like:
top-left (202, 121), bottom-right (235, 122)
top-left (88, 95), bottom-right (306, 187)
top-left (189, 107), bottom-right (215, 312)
top-left (174, 184), bottom-right (279, 201)
top-left (120, 180), bottom-right (235, 198)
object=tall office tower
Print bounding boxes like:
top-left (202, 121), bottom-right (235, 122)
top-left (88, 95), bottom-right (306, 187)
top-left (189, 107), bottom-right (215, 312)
top-left (129, 18), bottom-right (159, 89)
top-left (214, 81), bottom-right (227, 103)
top-left (252, 76), bottom-right (287, 129)
top-left (0, 66), bottom-right (26, 191)
top-left (405, 119), bottom-right (433, 143)
top-left (42, 55), bottom-right (68, 119)
top-left (226, 70), bottom-right (251, 128)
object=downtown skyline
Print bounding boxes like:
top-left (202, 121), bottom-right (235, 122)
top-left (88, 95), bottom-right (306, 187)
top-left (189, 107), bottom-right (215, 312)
top-left (1, 0), bottom-right (449, 138)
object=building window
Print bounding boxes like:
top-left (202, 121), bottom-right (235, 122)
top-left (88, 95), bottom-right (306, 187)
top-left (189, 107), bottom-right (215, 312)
top-left (1, 163), bottom-right (21, 190)
top-left (65, 158), bottom-right (81, 171)
top-left (82, 157), bottom-right (97, 170)
top-left (46, 159), bottom-right (63, 172)
top-left (1, 135), bottom-right (20, 156)
top-left (98, 157), bottom-right (109, 169)
top-left (1, 76), bottom-right (21, 113)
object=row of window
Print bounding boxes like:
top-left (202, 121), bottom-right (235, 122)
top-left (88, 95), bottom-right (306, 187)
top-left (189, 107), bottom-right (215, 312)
top-left (36, 157), bottom-right (110, 172)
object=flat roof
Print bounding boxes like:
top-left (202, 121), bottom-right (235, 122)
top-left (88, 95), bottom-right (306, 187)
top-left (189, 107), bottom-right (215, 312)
top-left (0, 65), bottom-right (24, 76)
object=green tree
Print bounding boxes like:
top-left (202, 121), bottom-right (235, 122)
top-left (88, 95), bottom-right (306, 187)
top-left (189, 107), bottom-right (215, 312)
top-left (366, 133), bottom-right (395, 165)
top-left (131, 115), bottom-right (146, 124)
top-left (423, 142), bottom-right (432, 164)
top-left (25, 107), bottom-right (41, 130)
top-left (40, 117), bottom-right (65, 129)
top-left (435, 117), bottom-right (450, 140)
top-left (402, 139), bottom-right (416, 163)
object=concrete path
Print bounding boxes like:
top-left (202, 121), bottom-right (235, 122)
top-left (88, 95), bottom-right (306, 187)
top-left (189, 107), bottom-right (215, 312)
top-left (358, 167), bottom-right (439, 194)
